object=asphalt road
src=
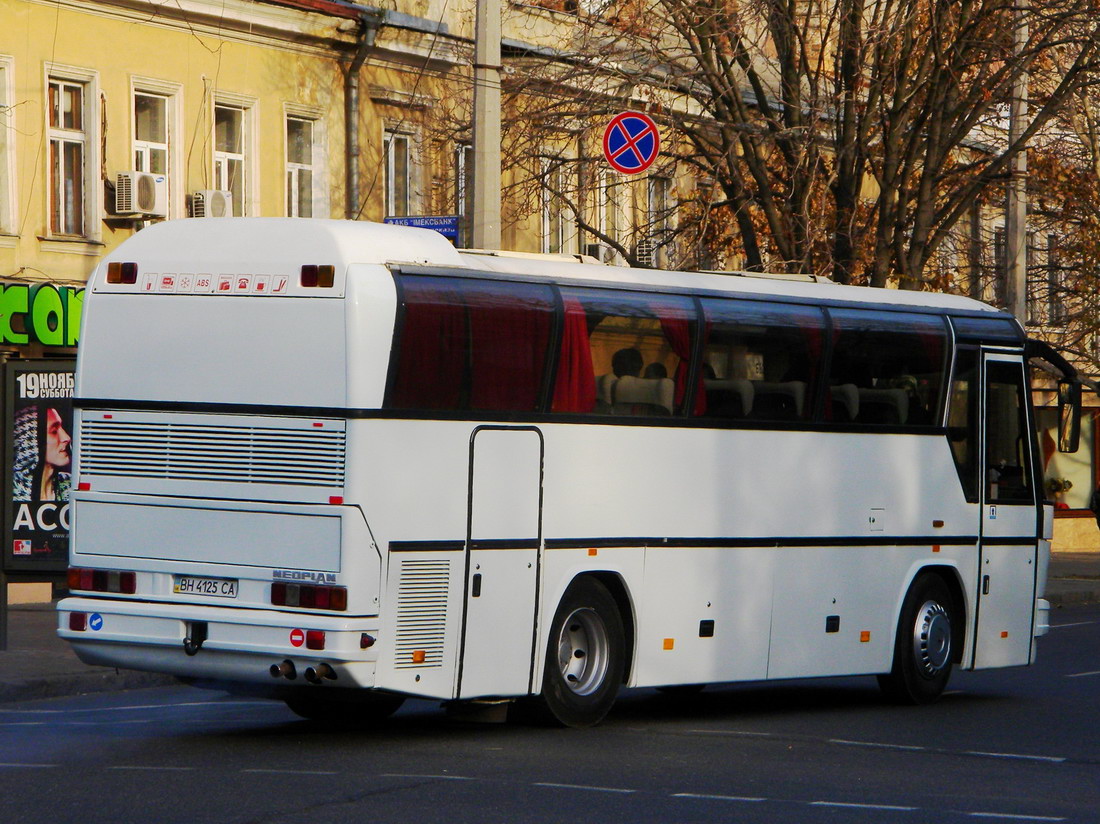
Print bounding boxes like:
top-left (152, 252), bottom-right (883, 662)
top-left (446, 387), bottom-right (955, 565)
top-left (2, 605), bottom-right (1098, 824)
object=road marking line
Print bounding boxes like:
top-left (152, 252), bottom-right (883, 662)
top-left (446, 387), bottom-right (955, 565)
top-left (1066, 670), bottom-right (1100, 678)
top-left (966, 814), bottom-right (1065, 821)
top-left (964, 751), bottom-right (1066, 763)
top-left (380, 773), bottom-right (474, 781)
top-left (1050, 621), bottom-right (1095, 629)
top-left (829, 738), bottom-right (925, 752)
top-left (108, 766), bottom-right (195, 772)
top-left (243, 769), bottom-right (338, 776)
top-left (2, 700), bottom-right (268, 715)
top-left (688, 729), bottom-right (773, 737)
top-left (0, 763), bottom-right (57, 769)
top-left (673, 793), bottom-right (766, 803)
top-left (812, 801), bottom-right (917, 811)
top-left (535, 782), bottom-right (635, 794)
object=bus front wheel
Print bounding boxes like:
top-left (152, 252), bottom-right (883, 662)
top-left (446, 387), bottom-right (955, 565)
top-left (878, 574), bottom-right (956, 704)
top-left (538, 577), bottom-right (625, 728)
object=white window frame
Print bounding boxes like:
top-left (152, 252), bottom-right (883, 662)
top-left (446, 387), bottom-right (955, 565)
top-left (647, 174), bottom-right (674, 267)
top-left (284, 104), bottom-right (327, 219)
top-left (0, 56), bottom-right (16, 239)
top-left (455, 142), bottom-right (473, 247)
top-left (541, 155), bottom-right (577, 255)
top-left (44, 63), bottom-right (100, 241)
top-left (131, 77), bottom-right (182, 218)
top-left (384, 128), bottom-right (415, 218)
top-left (212, 93), bottom-right (257, 217)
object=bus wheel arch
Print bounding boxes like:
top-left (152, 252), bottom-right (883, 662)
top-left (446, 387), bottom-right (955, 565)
top-left (536, 574), bottom-right (628, 728)
top-left (878, 568), bottom-right (963, 704)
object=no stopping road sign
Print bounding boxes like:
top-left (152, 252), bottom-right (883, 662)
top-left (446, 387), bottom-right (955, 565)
top-left (603, 111), bottom-right (660, 174)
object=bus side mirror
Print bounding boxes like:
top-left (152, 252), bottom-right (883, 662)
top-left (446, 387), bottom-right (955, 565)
top-left (1058, 380), bottom-right (1081, 454)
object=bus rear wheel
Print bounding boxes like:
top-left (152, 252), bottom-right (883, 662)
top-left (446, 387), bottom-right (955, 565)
top-left (538, 577), bottom-right (625, 728)
top-left (878, 574), bottom-right (956, 704)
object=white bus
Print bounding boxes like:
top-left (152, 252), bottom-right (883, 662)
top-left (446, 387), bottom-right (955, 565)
top-left (58, 218), bottom-right (1080, 727)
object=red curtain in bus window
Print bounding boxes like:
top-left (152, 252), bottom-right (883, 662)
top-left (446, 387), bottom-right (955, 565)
top-left (551, 298), bottom-right (596, 413)
top-left (658, 311), bottom-right (702, 414)
top-left (467, 285), bottom-right (552, 411)
top-left (389, 280), bottom-right (466, 409)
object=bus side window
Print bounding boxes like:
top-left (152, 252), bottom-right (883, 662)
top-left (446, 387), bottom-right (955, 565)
top-left (827, 310), bottom-right (948, 427)
top-left (698, 299), bottom-right (825, 422)
top-left (948, 347), bottom-right (980, 502)
top-left (553, 288), bottom-right (696, 417)
top-left (387, 276), bottom-right (555, 413)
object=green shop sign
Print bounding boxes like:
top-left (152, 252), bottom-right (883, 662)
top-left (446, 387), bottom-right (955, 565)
top-left (0, 284), bottom-right (84, 347)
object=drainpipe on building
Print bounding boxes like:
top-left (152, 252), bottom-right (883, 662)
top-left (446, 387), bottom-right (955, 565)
top-left (346, 12), bottom-right (383, 220)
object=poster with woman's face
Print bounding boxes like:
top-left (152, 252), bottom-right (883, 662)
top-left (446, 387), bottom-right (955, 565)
top-left (5, 362), bottom-right (75, 572)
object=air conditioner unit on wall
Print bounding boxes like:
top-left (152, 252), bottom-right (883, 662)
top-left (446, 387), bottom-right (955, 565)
top-left (189, 190), bottom-right (234, 218)
top-left (114, 171), bottom-right (168, 218)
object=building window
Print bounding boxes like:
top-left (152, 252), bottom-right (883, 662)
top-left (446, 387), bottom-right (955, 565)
top-left (1048, 234), bottom-right (1067, 325)
top-left (455, 143), bottom-right (473, 247)
top-left (648, 175), bottom-right (673, 267)
top-left (47, 78), bottom-right (89, 236)
top-left (598, 169), bottom-right (625, 250)
top-left (541, 156), bottom-right (576, 255)
top-left (134, 92), bottom-right (168, 175)
top-left (384, 130), bottom-right (411, 217)
top-left (214, 102), bottom-right (249, 216)
top-left (286, 116), bottom-right (315, 218)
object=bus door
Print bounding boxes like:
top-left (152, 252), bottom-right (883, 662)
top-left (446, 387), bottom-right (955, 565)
top-left (457, 426), bottom-right (543, 699)
top-left (974, 352), bottom-right (1040, 668)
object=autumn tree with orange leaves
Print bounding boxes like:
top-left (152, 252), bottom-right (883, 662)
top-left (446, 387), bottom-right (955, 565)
top-left (493, 0), bottom-right (1100, 290)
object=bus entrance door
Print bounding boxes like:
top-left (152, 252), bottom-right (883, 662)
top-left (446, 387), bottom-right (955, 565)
top-left (974, 353), bottom-right (1039, 669)
top-left (458, 426), bottom-right (543, 699)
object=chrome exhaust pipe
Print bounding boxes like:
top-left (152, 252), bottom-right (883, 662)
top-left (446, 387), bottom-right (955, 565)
top-left (315, 663), bottom-right (337, 681)
top-left (269, 660), bottom-right (296, 680)
top-left (303, 666), bottom-right (321, 684)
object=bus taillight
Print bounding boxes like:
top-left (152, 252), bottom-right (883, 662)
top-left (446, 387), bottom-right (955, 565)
top-left (271, 582), bottom-right (347, 612)
top-left (67, 567), bottom-right (136, 594)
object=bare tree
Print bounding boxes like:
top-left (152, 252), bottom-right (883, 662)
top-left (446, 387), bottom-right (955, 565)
top-left (491, 0), bottom-right (1100, 286)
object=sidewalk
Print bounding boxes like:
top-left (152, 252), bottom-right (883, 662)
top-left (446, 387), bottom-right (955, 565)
top-left (1, 554), bottom-right (1098, 705)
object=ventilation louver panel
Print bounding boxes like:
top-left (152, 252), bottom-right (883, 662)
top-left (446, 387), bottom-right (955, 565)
top-left (393, 559), bottom-right (450, 669)
top-left (79, 420), bottom-right (345, 488)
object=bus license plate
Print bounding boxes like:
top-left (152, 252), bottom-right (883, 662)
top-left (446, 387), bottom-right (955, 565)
top-left (174, 576), bottom-right (238, 598)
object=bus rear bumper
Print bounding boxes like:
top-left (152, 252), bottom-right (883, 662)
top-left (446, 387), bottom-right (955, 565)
top-left (57, 596), bottom-right (380, 689)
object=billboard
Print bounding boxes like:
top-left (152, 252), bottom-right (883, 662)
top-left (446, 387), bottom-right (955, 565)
top-left (3, 361), bottom-right (76, 573)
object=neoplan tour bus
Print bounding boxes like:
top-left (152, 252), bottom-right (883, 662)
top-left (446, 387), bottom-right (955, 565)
top-left (58, 218), bottom-right (1081, 727)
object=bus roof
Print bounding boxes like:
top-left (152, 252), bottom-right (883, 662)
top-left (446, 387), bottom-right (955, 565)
top-left (104, 218), bottom-right (1003, 319)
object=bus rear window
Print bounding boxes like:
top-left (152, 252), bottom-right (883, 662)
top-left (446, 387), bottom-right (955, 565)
top-left (387, 276), bottom-right (554, 412)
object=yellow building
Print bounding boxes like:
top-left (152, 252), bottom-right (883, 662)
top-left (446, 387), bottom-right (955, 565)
top-left (0, 0), bottom-right (476, 316)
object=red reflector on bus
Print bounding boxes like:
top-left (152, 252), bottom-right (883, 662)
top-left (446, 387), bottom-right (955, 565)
top-left (361, 633), bottom-right (376, 649)
top-left (78, 482), bottom-right (91, 491)
top-left (69, 612), bottom-right (87, 632)
top-left (305, 630), bottom-right (325, 650)
top-left (329, 496), bottom-right (343, 505)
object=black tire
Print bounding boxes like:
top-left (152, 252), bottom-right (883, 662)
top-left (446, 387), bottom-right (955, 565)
top-left (878, 574), bottom-right (957, 704)
top-left (284, 690), bottom-right (405, 724)
top-left (537, 577), bottom-right (626, 728)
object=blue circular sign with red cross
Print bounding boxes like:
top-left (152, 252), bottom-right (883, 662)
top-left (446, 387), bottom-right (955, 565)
top-left (603, 111), bottom-right (660, 175)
